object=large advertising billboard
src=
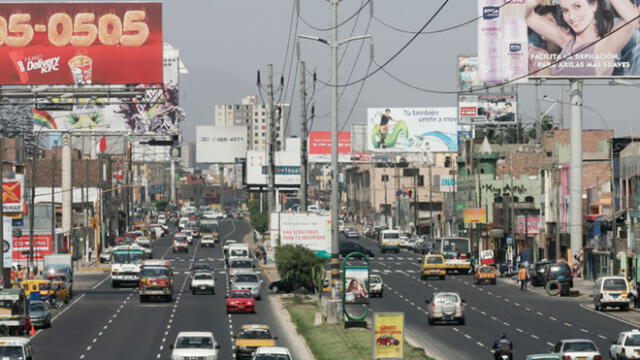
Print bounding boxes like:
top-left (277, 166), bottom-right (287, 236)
top-left (458, 94), bottom-right (517, 124)
top-left (12, 235), bottom-right (52, 261)
top-left (308, 131), bottom-right (351, 163)
top-left (478, 0), bottom-right (640, 79)
top-left (367, 108), bottom-right (458, 152)
top-left (2, 176), bottom-right (24, 213)
top-left (269, 212), bottom-right (331, 258)
top-left (246, 150), bottom-right (300, 186)
top-left (0, 2), bottom-right (162, 85)
top-left (196, 126), bottom-right (247, 164)
top-left (457, 56), bottom-right (482, 88)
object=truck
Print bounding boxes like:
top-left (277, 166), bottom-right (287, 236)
top-left (199, 219), bottom-right (220, 243)
top-left (110, 245), bottom-right (145, 288)
top-left (138, 260), bottom-right (173, 302)
top-left (43, 254), bottom-right (74, 298)
top-left (0, 288), bottom-right (29, 336)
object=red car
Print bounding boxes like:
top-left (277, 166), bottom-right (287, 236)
top-left (376, 336), bottom-right (400, 346)
top-left (226, 290), bottom-right (256, 313)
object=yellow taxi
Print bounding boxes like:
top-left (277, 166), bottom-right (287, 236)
top-left (420, 254), bottom-right (446, 280)
top-left (234, 324), bottom-right (278, 359)
top-left (474, 265), bottom-right (497, 285)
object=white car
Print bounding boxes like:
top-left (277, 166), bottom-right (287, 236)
top-left (190, 271), bottom-right (215, 295)
top-left (426, 292), bottom-right (466, 325)
top-left (223, 240), bottom-right (238, 256)
top-left (158, 214), bottom-right (167, 225)
top-left (252, 346), bottom-right (292, 360)
top-left (369, 274), bottom-right (384, 297)
top-left (100, 248), bottom-right (112, 263)
top-left (183, 230), bottom-right (194, 244)
top-left (551, 339), bottom-right (601, 360)
top-left (135, 237), bottom-right (153, 259)
top-left (200, 235), bottom-right (215, 247)
top-left (171, 331), bottom-right (220, 360)
top-left (610, 329), bottom-right (640, 360)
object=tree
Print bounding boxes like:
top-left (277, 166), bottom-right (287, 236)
top-left (275, 245), bottom-right (324, 294)
top-left (249, 199), bottom-right (268, 234)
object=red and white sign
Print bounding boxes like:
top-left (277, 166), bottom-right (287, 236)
top-left (0, 3), bottom-right (162, 85)
top-left (350, 152), bottom-right (372, 163)
top-left (12, 235), bottom-right (53, 261)
top-left (308, 131), bottom-right (351, 163)
top-left (480, 250), bottom-right (495, 265)
top-left (2, 178), bottom-right (24, 213)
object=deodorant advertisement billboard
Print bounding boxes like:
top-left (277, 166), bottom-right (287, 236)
top-left (478, 0), bottom-right (640, 80)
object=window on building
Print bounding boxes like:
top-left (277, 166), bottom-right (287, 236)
top-left (525, 196), bottom-right (534, 203)
top-left (417, 175), bottom-right (424, 187)
top-left (381, 174), bottom-right (389, 182)
top-left (444, 156), bottom-right (451, 168)
top-left (228, 105), bottom-right (232, 109)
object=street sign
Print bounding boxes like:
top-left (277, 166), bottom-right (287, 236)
top-left (506, 236), bottom-right (514, 246)
top-left (11, 218), bottom-right (23, 227)
top-left (35, 103), bottom-right (73, 111)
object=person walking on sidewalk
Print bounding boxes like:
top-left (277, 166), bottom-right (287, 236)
top-left (518, 265), bottom-right (529, 291)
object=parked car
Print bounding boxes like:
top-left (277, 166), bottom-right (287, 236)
top-left (170, 331), bottom-right (220, 360)
top-left (543, 262), bottom-right (574, 295)
top-left (610, 329), bottom-right (640, 360)
top-left (230, 272), bottom-right (263, 300)
top-left (369, 275), bottom-right (384, 297)
top-left (339, 241), bottom-right (375, 258)
top-left (594, 276), bottom-right (631, 311)
top-left (550, 339), bottom-right (601, 360)
top-left (529, 260), bottom-right (553, 287)
top-left (426, 292), bottom-right (466, 325)
top-left (29, 300), bottom-right (51, 328)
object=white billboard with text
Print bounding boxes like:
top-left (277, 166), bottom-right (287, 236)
top-left (196, 126), bottom-right (247, 164)
top-left (246, 150), bottom-right (300, 186)
top-left (270, 212), bottom-right (331, 258)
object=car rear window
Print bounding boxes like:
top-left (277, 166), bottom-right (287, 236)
top-left (435, 294), bottom-right (459, 303)
top-left (231, 260), bottom-right (252, 268)
top-left (370, 276), bottom-right (382, 284)
top-left (234, 274), bottom-right (258, 283)
top-left (426, 257), bottom-right (443, 264)
top-left (563, 341), bottom-right (597, 352)
top-left (239, 329), bottom-right (272, 339)
top-left (176, 336), bottom-right (213, 349)
top-left (194, 273), bottom-right (213, 280)
top-left (383, 233), bottom-right (399, 239)
top-left (479, 267), bottom-right (493, 273)
top-left (603, 278), bottom-right (627, 291)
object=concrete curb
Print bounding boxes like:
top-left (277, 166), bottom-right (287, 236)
top-left (270, 295), bottom-right (317, 360)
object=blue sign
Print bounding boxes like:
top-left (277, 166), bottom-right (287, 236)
top-left (506, 236), bottom-right (514, 246)
top-left (12, 218), bottom-right (23, 227)
top-left (261, 166), bottom-right (300, 175)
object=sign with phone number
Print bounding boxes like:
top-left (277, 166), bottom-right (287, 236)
top-left (0, 2), bottom-right (162, 85)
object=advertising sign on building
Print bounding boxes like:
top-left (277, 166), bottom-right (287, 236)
top-left (372, 312), bottom-right (404, 359)
top-left (308, 131), bottom-right (352, 163)
top-left (0, 2), bottom-right (162, 85)
top-left (463, 208), bottom-right (487, 224)
top-left (196, 126), bottom-right (247, 164)
top-left (2, 177), bottom-right (24, 213)
top-left (478, 0), bottom-right (640, 79)
top-left (247, 150), bottom-right (300, 186)
top-left (12, 235), bottom-right (52, 261)
top-left (367, 108), bottom-right (458, 152)
top-left (458, 94), bottom-right (517, 124)
top-left (269, 213), bottom-right (330, 258)
top-left (516, 215), bottom-right (540, 235)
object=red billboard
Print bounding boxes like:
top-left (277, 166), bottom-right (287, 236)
top-left (0, 2), bottom-right (162, 85)
top-left (308, 131), bottom-right (351, 155)
top-left (12, 235), bottom-right (53, 261)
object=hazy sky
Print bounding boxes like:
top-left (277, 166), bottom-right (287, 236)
top-left (11, 0), bottom-right (639, 141)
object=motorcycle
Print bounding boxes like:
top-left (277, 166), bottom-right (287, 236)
top-left (493, 343), bottom-right (513, 360)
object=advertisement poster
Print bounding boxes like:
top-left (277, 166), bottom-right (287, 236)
top-left (517, 215), bottom-right (540, 234)
top-left (477, 0), bottom-right (528, 83)
top-left (196, 126), bottom-right (247, 164)
top-left (367, 108), bottom-right (458, 152)
top-left (269, 213), bottom-right (331, 258)
top-left (372, 312), bottom-right (404, 359)
top-left (458, 94), bottom-right (517, 124)
top-left (308, 131), bottom-right (352, 163)
top-left (344, 267), bottom-right (369, 304)
top-left (457, 56), bottom-right (481, 88)
top-left (12, 235), bottom-right (53, 261)
top-left (0, 3), bottom-right (162, 85)
top-left (246, 150), bottom-right (300, 186)
top-left (2, 177), bottom-right (24, 213)
top-left (463, 208), bottom-right (487, 224)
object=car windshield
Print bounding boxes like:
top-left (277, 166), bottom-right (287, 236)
top-left (383, 233), bottom-right (399, 239)
top-left (563, 341), bottom-right (597, 352)
top-left (200, 223), bottom-right (219, 233)
top-left (480, 267), bottom-right (494, 273)
top-left (174, 237), bottom-right (187, 243)
top-left (231, 260), bottom-right (252, 268)
top-left (175, 336), bottom-right (213, 349)
top-left (140, 267), bottom-right (170, 278)
top-left (30, 302), bottom-right (46, 312)
top-left (194, 273), bottom-right (213, 280)
top-left (370, 276), bottom-right (382, 284)
top-left (230, 291), bottom-right (252, 298)
top-left (136, 242), bottom-right (150, 249)
top-left (435, 294), bottom-right (460, 304)
top-left (603, 278), bottom-right (627, 291)
top-left (0, 346), bottom-right (23, 358)
top-left (235, 274), bottom-right (258, 283)
top-left (239, 329), bottom-right (273, 339)
top-left (230, 249), bottom-right (248, 257)
top-left (442, 238), bottom-right (470, 253)
top-left (255, 354), bottom-right (291, 360)
top-left (427, 257), bottom-right (443, 264)
top-left (625, 334), bottom-right (640, 346)
top-left (112, 251), bottom-right (145, 264)
top-left (549, 265), bottom-right (571, 274)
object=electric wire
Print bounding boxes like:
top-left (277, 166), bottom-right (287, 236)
top-left (298, 0), bottom-right (372, 32)
top-left (277, 1), bottom-right (300, 105)
top-left (340, 57), bottom-right (373, 132)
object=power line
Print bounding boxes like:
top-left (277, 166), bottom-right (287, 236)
top-left (340, 57), bottom-right (373, 132)
top-left (297, 0), bottom-right (372, 31)
top-left (277, 2), bottom-right (300, 105)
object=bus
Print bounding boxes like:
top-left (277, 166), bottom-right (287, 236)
top-left (433, 237), bottom-right (472, 274)
top-left (111, 245), bottom-right (146, 288)
top-left (199, 219), bottom-right (220, 243)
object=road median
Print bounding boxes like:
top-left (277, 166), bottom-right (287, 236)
top-left (282, 296), bottom-right (433, 360)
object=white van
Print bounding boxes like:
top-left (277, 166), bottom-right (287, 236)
top-left (594, 276), bottom-right (631, 311)
top-left (178, 217), bottom-right (189, 230)
top-left (0, 337), bottom-right (34, 359)
top-left (157, 214), bottom-right (167, 225)
top-left (227, 243), bottom-right (250, 262)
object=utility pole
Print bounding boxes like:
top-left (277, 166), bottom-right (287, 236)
top-left (569, 79), bottom-right (583, 268)
top-left (51, 147), bottom-right (56, 253)
top-left (61, 133), bottom-right (72, 259)
top-left (0, 136), bottom-right (5, 287)
top-left (266, 64), bottom-right (275, 217)
top-left (299, 61), bottom-right (308, 212)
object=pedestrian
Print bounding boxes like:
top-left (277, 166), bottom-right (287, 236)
top-left (518, 265), bottom-right (529, 291)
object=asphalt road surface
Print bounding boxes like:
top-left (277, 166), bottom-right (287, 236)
top-left (30, 219), bottom-right (302, 360)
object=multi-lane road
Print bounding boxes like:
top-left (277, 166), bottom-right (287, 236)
top-left (30, 219), bottom-right (304, 360)
top-left (346, 233), bottom-right (633, 360)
